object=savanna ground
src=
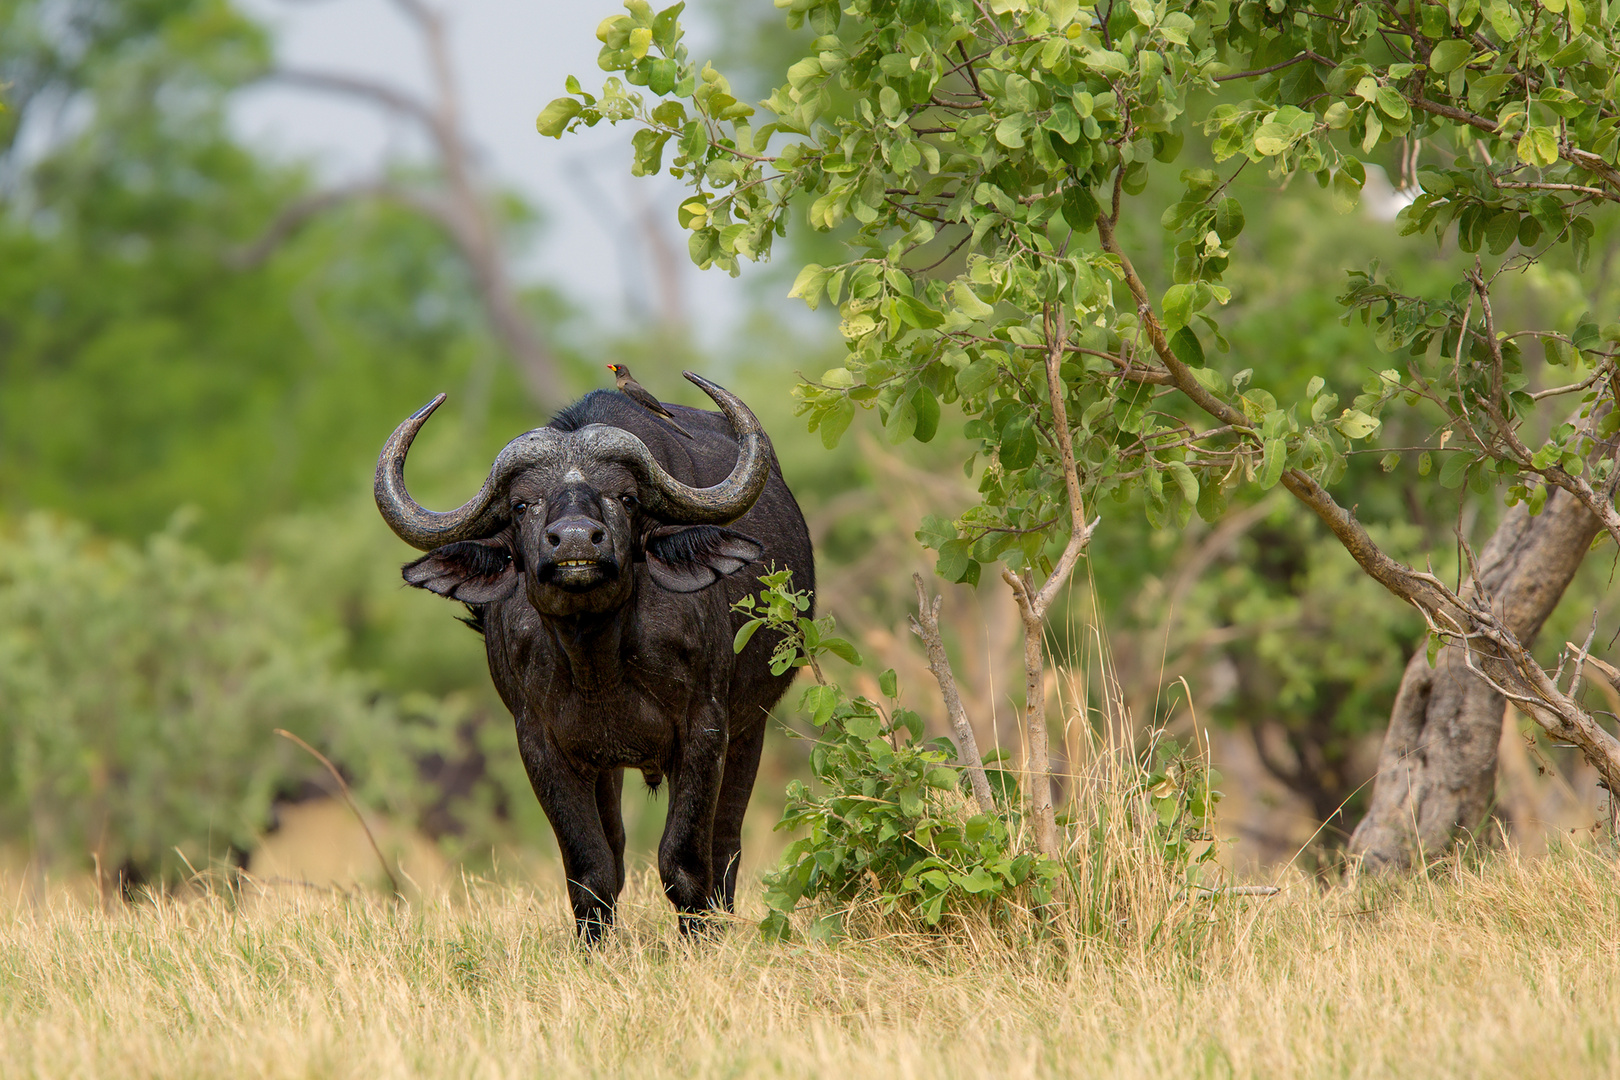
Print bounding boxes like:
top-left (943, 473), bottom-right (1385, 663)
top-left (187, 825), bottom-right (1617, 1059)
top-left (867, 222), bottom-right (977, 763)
top-left (0, 843), bottom-right (1615, 1079)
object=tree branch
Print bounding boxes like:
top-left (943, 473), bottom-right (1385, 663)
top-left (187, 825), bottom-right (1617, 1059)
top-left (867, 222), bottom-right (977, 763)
top-left (271, 68), bottom-right (447, 143)
top-left (226, 181), bottom-right (465, 269)
top-left (1093, 207), bottom-right (1620, 799)
top-left (247, 2), bottom-right (566, 408)
top-left (909, 574), bottom-right (997, 815)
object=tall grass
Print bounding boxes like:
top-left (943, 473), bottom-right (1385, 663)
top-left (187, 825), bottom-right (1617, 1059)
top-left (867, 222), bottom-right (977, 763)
top-left (0, 844), bottom-right (1614, 1079)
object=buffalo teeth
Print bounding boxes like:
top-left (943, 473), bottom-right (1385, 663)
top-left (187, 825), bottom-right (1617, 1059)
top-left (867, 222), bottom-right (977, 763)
top-left (556, 560), bottom-right (596, 567)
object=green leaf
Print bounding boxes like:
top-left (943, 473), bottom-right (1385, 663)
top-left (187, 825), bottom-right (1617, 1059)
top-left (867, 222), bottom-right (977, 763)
top-left (1170, 326), bottom-right (1205, 367)
top-left (1213, 197), bottom-right (1245, 241)
top-left (1571, 315), bottom-right (1602, 352)
top-left (1168, 461), bottom-right (1199, 505)
top-left (1196, 477), bottom-right (1228, 522)
top-left (1517, 127), bottom-right (1559, 167)
top-left (788, 263), bottom-right (828, 305)
top-left (1335, 409), bottom-right (1381, 439)
top-left (1061, 185), bottom-right (1100, 232)
top-left (885, 394), bottom-right (918, 444)
top-left (951, 282), bottom-right (995, 320)
top-left (1429, 39), bottom-right (1473, 73)
top-left (819, 397), bottom-right (854, 449)
top-left (733, 618), bottom-right (763, 654)
top-left (956, 356), bottom-right (1001, 397)
top-left (935, 539), bottom-right (973, 582)
top-left (821, 637), bottom-right (863, 666)
top-left (879, 668), bottom-right (898, 698)
top-left (911, 387), bottom-right (941, 443)
top-left (1085, 48), bottom-right (1129, 76)
top-left (1332, 166), bottom-right (1363, 214)
top-left (1438, 451), bottom-right (1473, 489)
top-left (1259, 437), bottom-right (1286, 489)
top-left (1542, 336), bottom-right (1574, 367)
top-left (1252, 122), bottom-right (1292, 156)
top-left (994, 114), bottom-right (1028, 149)
top-left (536, 96), bottom-right (582, 137)
top-left (1374, 87), bottom-right (1410, 120)
top-left (999, 416), bottom-right (1038, 471)
top-left (648, 58), bottom-right (677, 95)
top-left (1161, 284), bottom-right (1194, 331)
top-left (1485, 210), bottom-right (1519, 255)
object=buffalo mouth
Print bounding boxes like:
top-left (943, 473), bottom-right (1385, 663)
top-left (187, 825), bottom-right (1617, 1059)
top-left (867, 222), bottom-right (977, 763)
top-left (539, 558), bottom-right (617, 591)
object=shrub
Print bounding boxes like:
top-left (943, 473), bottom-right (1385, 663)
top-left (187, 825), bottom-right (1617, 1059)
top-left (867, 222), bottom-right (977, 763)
top-left (738, 568), bottom-right (1230, 944)
top-left (0, 513), bottom-right (447, 886)
top-left (737, 569), bottom-right (1057, 939)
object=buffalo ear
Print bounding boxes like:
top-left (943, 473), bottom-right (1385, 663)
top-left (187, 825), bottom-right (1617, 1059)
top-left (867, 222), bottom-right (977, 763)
top-left (402, 538), bottom-right (519, 603)
top-left (644, 525), bottom-right (763, 593)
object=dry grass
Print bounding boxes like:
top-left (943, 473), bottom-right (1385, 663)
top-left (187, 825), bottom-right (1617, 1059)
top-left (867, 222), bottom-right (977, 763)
top-left (0, 844), bottom-right (1614, 1079)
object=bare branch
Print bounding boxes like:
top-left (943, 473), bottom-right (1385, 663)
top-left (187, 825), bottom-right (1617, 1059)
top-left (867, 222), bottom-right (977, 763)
top-left (228, 181), bottom-right (469, 270)
top-left (271, 68), bottom-right (446, 141)
top-left (247, 3), bottom-right (566, 408)
top-left (1003, 567), bottom-right (1059, 858)
top-left (910, 574), bottom-right (997, 815)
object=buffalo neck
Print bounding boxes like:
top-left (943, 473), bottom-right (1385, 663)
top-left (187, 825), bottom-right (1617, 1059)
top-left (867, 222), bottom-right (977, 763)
top-left (542, 606), bottom-right (632, 699)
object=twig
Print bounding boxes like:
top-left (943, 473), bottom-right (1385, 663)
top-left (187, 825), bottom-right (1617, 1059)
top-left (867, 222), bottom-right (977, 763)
top-left (274, 729), bottom-right (403, 898)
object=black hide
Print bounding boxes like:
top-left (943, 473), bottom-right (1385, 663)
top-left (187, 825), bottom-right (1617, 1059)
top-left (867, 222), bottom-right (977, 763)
top-left (400, 390), bottom-right (813, 939)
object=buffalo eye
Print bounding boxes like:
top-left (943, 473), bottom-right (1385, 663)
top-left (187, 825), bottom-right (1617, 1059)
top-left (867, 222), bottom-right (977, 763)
top-left (618, 493), bottom-right (638, 510)
top-left (512, 501), bottom-right (529, 517)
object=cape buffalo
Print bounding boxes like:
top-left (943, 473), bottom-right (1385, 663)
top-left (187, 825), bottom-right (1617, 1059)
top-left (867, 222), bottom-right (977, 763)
top-left (375, 373), bottom-right (811, 939)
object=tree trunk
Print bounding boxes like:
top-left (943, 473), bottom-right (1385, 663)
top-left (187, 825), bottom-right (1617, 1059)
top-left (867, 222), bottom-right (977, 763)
top-left (1347, 485), bottom-right (1602, 871)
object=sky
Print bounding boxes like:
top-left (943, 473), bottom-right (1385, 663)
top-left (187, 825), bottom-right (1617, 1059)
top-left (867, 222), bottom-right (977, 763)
top-left (232, 0), bottom-right (750, 341)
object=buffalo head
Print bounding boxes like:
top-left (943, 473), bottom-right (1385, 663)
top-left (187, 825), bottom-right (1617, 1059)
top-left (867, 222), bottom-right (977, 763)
top-left (375, 372), bottom-right (770, 617)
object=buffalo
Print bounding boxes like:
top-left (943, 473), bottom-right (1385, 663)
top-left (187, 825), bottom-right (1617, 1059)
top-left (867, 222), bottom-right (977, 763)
top-left (374, 373), bottom-right (812, 939)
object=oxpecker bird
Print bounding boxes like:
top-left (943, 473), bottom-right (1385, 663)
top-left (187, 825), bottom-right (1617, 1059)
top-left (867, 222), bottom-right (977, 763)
top-left (607, 363), bottom-right (695, 439)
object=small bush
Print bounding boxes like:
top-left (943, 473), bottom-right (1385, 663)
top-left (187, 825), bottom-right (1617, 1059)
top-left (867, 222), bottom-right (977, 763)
top-left (736, 569), bottom-right (1057, 939)
top-left (739, 568), bottom-right (1231, 944)
top-left (0, 513), bottom-right (450, 885)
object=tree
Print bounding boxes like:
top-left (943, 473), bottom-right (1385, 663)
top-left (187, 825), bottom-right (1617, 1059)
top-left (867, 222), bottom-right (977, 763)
top-left (235, 0), bottom-right (570, 412)
top-left (545, 0), bottom-right (1620, 863)
top-left (0, 0), bottom-right (548, 552)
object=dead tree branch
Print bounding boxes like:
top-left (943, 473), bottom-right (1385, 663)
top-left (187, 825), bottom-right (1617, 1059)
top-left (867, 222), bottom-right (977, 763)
top-left (241, 1), bottom-right (565, 409)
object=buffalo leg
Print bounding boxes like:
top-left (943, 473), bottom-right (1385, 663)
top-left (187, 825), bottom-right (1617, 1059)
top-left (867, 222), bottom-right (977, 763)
top-left (658, 712), bottom-right (728, 933)
top-left (595, 768), bottom-right (627, 897)
top-left (522, 742), bottom-right (619, 941)
top-left (710, 715), bottom-right (766, 913)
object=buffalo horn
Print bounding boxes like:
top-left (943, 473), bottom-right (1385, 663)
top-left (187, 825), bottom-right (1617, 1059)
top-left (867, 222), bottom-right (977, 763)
top-left (374, 373), bottom-right (770, 550)
top-left (375, 395), bottom-right (565, 550)
top-left (574, 371), bottom-right (771, 525)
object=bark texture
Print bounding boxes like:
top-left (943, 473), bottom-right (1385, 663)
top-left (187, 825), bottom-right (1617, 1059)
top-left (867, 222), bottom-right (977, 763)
top-left (1348, 485), bottom-right (1601, 871)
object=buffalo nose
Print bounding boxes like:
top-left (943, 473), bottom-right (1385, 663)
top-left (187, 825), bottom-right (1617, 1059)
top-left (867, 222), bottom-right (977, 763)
top-left (544, 516), bottom-right (608, 553)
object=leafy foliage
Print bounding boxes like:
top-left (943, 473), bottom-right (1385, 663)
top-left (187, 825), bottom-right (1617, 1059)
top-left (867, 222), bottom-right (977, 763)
top-left (0, 513), bottom-right (454, 884)
top-left (1137, 737), bottom-right (1224, 881)
top-left (547, 0), bottom-right (1619, 587)
top-left (734, 569), bottom-right (1057, 938)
